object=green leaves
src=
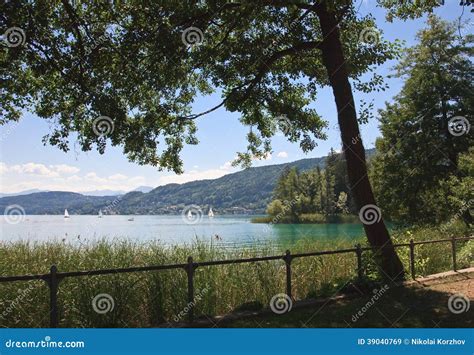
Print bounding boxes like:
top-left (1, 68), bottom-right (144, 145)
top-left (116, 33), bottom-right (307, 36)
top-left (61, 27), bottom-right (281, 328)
top-left (370, 16), bottom-right (473, 224)
top-left (1, 1), bottom-right (410, 172)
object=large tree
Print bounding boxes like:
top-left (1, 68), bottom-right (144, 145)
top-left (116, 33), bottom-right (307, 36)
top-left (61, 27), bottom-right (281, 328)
top-left (1, 0), bottom-right (444, 279)
top-left (370, 16), bottom-right (473, 225)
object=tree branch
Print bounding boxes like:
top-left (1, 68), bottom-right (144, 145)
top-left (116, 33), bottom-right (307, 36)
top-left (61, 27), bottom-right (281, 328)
top-left (177, 41), bottom-right (322, 120)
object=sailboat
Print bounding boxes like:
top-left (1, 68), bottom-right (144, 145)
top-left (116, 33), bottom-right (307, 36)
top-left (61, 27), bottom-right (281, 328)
top-left (64, 209), bottom-right (70, 219)
top-left (208, 207), bottom-right (214, 218)
top-left (98, 209), bottom-right (103, 218)
top-left (187, 210), bottom-right (193, 219)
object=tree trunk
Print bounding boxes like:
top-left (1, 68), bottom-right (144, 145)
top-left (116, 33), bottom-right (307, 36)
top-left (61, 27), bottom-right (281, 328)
top-left (316, 4), bottom-right (404, 280)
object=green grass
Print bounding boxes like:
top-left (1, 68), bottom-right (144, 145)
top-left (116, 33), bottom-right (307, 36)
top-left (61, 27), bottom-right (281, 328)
top-left (0, 222), bottom-right (471, 328)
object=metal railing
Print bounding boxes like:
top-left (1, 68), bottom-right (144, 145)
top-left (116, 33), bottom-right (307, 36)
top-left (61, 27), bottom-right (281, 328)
top-left (0, 235), bottom-right (471, 327)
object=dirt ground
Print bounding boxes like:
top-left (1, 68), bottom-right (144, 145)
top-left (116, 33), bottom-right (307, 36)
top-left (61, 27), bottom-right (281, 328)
top-left (185, 268), bottom-right (474, 328)
top-left (425, 276), bottom-right (474, 298)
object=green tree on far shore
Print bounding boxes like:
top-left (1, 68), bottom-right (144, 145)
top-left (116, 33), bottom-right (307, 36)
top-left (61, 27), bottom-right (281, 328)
top-left (266, 149), bottom-right (355, 221)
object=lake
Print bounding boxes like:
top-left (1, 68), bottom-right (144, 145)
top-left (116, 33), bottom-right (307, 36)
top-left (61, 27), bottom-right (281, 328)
top-left (0, 215), bottom-right (367, 248)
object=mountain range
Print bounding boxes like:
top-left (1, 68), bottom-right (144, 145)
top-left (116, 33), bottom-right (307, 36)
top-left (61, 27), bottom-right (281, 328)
top-left (0, 186), bottom-right (154, 198)
top-left (0, 150), bottom-right (374, 215)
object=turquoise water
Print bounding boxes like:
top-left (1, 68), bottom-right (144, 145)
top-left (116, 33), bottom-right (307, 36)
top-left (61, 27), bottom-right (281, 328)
top-left (0, 215), bottom-right (367, 247)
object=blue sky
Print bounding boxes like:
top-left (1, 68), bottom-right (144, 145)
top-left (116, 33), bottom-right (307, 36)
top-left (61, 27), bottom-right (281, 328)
top-left (0, 2), bottom-right (470, 194)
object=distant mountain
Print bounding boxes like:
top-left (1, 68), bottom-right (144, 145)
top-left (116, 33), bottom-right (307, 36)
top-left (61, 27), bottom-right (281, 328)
top-left (0, 189), bottom-right (46, 198)
top-left (80, 189), bottom-right (127, 196)
top-left (0, 150), bottom-right (375, 215)
top-left (0, 192), bottom-right (117, 215)
top-left (133, 186), bottom-right (154, 193)
top-left (0, 187), bottom-right (153, 198)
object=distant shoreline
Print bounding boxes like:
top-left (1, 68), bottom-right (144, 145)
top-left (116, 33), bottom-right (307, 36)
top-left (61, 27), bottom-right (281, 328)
top-left (251, 214), bottom-right (361, 224)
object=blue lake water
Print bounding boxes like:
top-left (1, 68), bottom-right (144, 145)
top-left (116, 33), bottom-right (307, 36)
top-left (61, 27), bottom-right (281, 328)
top-left (0, 215), bottom-right (368, 247)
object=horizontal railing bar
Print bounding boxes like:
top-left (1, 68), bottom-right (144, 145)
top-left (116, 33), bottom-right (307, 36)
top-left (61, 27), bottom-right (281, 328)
top-left (0, 274), bottom-right (49, 282)
top-left (196, 255), bottom-right (283, 267)
top-left (393, 243), bottom-right (411, 247)
top-left (292, 247), bottom-right (358, 258)
top-left (59, 263), bottom-right (188, 278)
top-left (0, 236), bottom-right (471, 283)
top-left (412, 236), bottom-right (472, 245)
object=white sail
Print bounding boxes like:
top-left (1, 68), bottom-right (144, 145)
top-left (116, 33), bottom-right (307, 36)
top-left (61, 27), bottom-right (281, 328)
top-left (98, 209), bottom-right (103, 218)
top-left (64, 209), bottom-right (70, 218)
top-left (208, 208), bottom-right (214, 217)
top-left (187, 210), bottom-right (192, 218)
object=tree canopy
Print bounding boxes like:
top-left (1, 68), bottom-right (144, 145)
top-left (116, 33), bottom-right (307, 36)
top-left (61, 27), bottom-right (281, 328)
top-left (1, 0), bottom-right (409, 171)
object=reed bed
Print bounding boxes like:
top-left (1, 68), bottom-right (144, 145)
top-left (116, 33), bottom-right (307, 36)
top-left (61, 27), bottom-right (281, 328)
top-left (0, 223), bottom-right (471, 328)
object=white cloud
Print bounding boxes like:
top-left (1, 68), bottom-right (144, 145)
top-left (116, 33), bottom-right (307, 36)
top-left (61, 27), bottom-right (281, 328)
top-left (277, 151), bottom-right (288, 158)
top-left (10, 163), bottom-right (59, 177)
top-left (108, 173), bottom-right (128, 181)
top-left (0, 162), bottom-right (148, 194)
top-left (66, 175), bottom-right (82, 183)
top-left (1, 162), bottom-right (81, 177)
top-left (50, 164), bottom-right (80, 175)
top-left (262, 152), bottom-right (272, 160)
top-left (84, 172), bottom-right (107, 183)
top-left (158, 167), bottom-right (235, 185)
top-left (0, 162), bottom-right (7, 175)
top-left (220, 161), bottom-right (234, 170)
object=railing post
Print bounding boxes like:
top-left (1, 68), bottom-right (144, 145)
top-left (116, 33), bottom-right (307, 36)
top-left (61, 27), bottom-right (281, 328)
top-left (48, 265), bottom-right (59, 328)
top-left (409, 239), bottom-right (416, 280)
top-left (355, 244), bottom-right (363, 282)
top-left (186, 256), bottom-right (195, 322)
top-left (284, 250), bottom-right (292, 299)
top-left (451, 236), bottom-right (457, 272)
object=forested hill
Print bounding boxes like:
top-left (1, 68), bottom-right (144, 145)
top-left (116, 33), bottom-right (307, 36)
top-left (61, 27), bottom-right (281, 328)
top-left (0, 149), bottom-right (374, 215)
